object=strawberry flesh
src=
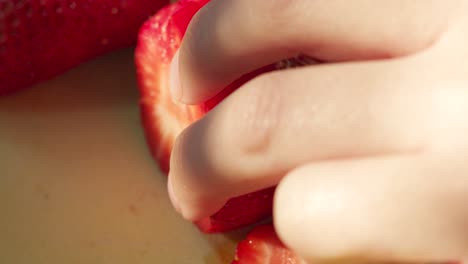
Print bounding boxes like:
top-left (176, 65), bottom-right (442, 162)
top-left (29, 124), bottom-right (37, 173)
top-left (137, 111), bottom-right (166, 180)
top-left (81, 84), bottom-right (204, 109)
top-left (232, 224), bottom-right (306, 264)
top-left (0, 0), bottom-right (167, 96)
top-left (135, 0), bottom-right (277, 233)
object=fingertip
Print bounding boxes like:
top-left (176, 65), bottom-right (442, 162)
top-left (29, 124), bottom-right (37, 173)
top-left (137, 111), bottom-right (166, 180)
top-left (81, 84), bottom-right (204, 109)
top-left (167, 174), bottom-right (182, 214)
top-left (167, 126), bottom-right (232, 222)
top-left (169, 50), bottom-right (182, 103)
top-left (168, 168), bottom-right (207, 222)
top-left (170, 48), bottom-right (214, 105)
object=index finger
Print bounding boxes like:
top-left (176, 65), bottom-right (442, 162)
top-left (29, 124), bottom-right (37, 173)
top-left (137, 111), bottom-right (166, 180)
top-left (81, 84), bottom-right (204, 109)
top-left (174, 0), bottom-right (452, 104)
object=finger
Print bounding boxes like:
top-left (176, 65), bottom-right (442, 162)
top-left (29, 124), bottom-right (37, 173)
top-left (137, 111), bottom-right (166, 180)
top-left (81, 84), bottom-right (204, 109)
top-left (174, 0), bottom-right (454, 103)
top-left (168, 57), bottom-right (437, 221)
top-left (274, 154), bottom-right (468, 263)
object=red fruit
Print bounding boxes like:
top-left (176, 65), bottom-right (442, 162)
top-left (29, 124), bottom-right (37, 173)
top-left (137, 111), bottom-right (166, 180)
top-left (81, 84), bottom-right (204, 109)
top-left (135, 0), bottom-right (278, 233)
top-left (0, 0), bottom-right (168, 96)
top-left (232, 224), bottom-right (306, 264)
top-left (234, 226), bottom-right (461, 264)
top-left (135, 0), bottom-right (318, 233)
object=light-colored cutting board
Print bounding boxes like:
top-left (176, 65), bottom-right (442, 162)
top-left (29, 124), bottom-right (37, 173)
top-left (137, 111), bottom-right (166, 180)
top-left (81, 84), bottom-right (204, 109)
top-left (0, 48), bottom-right (248, 264)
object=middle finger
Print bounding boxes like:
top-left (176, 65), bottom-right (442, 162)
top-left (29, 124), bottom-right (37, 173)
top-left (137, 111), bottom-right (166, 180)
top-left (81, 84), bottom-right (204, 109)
top-left (169, 57), bottom-right (434, 221)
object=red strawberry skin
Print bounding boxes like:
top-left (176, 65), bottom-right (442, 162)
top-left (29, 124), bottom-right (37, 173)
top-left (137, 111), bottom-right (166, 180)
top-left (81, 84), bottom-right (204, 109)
top-left (0, 0), bottom-right (168, 96)
top-left (135, 0), bottom-right (277, 233)
top-left (232, 224), bottom-right (307, 264)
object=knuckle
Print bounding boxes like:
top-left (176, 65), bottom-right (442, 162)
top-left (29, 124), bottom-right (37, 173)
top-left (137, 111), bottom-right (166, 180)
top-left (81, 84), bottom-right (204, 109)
top-left (226, 74), bottom-right (285, 158)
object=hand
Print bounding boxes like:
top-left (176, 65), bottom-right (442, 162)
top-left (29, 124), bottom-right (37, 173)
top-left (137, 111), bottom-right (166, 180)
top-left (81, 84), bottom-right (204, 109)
top-left (168, 0), bottom-right (468, 263)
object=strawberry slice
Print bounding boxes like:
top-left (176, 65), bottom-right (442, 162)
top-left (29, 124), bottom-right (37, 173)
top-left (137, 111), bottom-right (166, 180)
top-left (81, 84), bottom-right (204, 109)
top-left (0, 0), bottom-right (168, 96)
top-left (135, 0), bottom-right (277, 233)
top-left (232, 224), bottom-right (306, 264)
top-left (136, 0), bottom-right (318, 233)
top-left (232, 225), bottom-right (462, 264)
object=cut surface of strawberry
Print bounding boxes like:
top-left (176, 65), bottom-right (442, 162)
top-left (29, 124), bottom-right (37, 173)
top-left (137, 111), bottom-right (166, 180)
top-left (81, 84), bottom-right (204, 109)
top-left (135, 0), bottom-right (277, 233)
top-left (232, 224), bottom-right (306, 264)
top-left (0, 0), bottom-right (167, 96)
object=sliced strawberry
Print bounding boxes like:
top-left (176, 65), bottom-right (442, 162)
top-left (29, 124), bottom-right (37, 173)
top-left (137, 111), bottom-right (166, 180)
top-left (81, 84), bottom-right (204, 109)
top-left (232, 224), bottom-right (306, 264)
top-left (136, 0), bottom-right (320, 233)
top-left (135, 0), bottom-right (278, 233)
top-left (233, 225), bottom-right (462, 264)
top-left (0, 0), bottom-right (168, 96)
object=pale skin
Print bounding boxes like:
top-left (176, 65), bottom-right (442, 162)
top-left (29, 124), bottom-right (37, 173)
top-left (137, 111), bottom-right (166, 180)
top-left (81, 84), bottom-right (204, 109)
top-left (167, 1), bottom-right (468, 263)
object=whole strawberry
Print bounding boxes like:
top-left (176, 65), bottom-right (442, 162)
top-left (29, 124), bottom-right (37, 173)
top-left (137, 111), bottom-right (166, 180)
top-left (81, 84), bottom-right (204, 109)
top-left (0, 0), bottom-right (167, 95)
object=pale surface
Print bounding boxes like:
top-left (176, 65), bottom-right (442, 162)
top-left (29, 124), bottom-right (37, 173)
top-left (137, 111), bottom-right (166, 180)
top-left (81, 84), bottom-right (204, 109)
top-left (0, 49), bottom-right (247, 264)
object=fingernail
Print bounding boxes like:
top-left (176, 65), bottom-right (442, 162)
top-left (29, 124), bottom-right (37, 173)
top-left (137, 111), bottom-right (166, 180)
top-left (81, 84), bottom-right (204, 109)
top-left (167, 175), bottom-right (182, 214)
top-left (169, 50), bottom-right (182, 102)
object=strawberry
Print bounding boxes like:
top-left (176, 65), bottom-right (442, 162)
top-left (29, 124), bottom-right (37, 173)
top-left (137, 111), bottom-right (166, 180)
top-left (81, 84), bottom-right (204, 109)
top-left (0, 0), bottom-right (168, 96)
top-left (135, 0), bottom-right (278, 233)
top-left (232, 224), bottom-right (306, 264)
top-left (135, 0), bottom-right (319, 233)
top-left (232, 225), bottom-right (462, 264)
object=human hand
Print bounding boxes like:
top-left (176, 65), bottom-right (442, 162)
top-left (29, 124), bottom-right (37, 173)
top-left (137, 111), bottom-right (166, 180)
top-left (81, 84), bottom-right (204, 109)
top-left (168, 1), bottom-right (468, 262)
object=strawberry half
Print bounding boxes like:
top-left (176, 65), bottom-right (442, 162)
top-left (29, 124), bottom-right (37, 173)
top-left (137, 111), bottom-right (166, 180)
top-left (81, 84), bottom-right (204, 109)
top-left (135, 0), bottom-right (277, 233)
top-left (0, 0), bottom-right (167, 96)
top-left (232, 224), bottom-right (306, 264)
top-left (232, 225), bottom-right (463, 264)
